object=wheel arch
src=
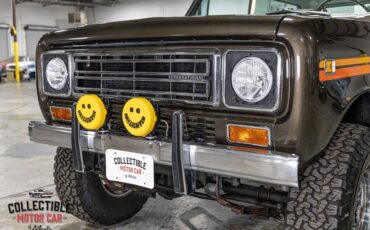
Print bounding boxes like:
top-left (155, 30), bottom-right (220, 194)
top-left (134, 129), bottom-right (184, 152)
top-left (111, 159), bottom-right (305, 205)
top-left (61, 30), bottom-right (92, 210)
top-left (342, 91), bottom-right (370, 126)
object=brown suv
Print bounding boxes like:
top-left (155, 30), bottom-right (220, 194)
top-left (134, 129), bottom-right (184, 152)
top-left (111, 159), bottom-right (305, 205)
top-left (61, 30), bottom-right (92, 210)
top-left (29, 0), bottom-right (370, 229)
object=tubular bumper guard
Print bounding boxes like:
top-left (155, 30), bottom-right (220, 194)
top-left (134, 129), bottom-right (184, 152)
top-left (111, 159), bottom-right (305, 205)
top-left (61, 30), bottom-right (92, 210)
top-left (29, 121), bottom-right (299, 187)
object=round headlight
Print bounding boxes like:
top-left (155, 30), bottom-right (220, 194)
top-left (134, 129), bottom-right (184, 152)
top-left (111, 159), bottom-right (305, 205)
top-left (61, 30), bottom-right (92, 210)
top-left (46, 58), bottom-right (68, 90)
top-left (231, 57), bottom-right (273, 103)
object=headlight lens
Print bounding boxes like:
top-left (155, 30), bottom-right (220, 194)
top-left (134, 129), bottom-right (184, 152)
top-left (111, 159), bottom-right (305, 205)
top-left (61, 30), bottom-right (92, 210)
top-left (231, 57), bottom-right (273, 103)
top-left (46, 58), bottom-right (68, 90)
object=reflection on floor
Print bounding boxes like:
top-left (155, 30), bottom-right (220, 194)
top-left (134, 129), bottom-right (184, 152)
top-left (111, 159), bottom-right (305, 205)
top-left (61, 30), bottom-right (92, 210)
top-left (0, 81), bottom-right (283, 229)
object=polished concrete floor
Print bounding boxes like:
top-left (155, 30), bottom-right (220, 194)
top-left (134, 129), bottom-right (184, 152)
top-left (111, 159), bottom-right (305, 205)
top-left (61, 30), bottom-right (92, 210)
top-left (0, 81), bottom-right (283, 229)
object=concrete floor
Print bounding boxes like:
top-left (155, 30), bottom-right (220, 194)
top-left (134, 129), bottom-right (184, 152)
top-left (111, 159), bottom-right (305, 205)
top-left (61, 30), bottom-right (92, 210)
top-left (0, 81), bottom-right (283, 229)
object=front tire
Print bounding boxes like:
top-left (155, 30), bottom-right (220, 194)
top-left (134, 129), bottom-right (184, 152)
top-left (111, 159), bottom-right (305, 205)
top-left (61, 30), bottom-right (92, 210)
top-left (285, 123), bottom-right (370, 229)
top-left (54, 147), bottom-right (148, 227)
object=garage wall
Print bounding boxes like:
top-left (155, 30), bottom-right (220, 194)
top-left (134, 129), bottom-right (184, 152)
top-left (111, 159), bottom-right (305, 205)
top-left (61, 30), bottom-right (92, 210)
top-left (0, 25), bottom-right (10, 61)
top-left (94, 0), bottom-right (193, 24)
top-left (0, 1), bottom-right (76, 58)
top-left (0, 0), bottom-right (193, 59)
top-left (25, 28), bottom-right (58, 59)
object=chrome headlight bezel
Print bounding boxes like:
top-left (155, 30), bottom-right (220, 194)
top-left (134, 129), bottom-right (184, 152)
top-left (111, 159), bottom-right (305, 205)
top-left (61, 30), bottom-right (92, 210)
top-left (231, 57), bottom-right (274, 103)
top-left (223, 49), bottom-right (283, 113)
top-left (41, 52), bottom-right (72, 97)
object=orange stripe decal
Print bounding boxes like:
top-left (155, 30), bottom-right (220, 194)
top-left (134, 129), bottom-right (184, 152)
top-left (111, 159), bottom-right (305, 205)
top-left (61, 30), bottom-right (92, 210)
top-left (319, 65), bottom-right (370, 81)
top-left (319, 56), bottom-right (370, 69)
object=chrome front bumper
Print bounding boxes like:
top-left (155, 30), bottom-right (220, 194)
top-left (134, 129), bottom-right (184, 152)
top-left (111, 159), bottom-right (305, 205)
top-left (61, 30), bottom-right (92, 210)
top-left (29, 121), bottom-right (299, 187)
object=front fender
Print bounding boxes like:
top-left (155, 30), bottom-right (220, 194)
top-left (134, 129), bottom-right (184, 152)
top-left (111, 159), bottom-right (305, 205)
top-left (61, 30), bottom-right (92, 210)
top-left (276, 16), bottom-right (370, 164)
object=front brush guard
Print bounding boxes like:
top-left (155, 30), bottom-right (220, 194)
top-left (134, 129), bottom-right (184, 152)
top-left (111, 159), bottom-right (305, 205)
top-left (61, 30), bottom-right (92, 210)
top-left (71, 103), bottom-right (85, 172)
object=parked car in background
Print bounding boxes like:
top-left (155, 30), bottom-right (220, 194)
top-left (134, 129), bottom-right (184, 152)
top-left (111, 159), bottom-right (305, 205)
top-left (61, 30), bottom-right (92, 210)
top-left (0, 57), bottom-right (13, 80)
top-left (6, 56), bottom-right (36, 81)
top-left (28, 189), bottom-right (53, 198)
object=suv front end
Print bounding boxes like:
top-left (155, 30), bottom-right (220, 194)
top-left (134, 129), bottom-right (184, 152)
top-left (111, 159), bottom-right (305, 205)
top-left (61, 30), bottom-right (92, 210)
top-left (29, 12), bottom-right (304, 226)
top-left (28, 0), bottom-right (370, 228)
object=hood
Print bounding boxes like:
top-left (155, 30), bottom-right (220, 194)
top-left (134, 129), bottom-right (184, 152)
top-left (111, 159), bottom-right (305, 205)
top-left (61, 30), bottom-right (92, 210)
top-left (41, 15), bottom-right (284, 46)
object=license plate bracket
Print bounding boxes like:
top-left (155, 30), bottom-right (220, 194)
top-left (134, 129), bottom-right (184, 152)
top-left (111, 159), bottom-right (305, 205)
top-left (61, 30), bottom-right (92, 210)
top-left (105, 149), bottom-right (154, 189)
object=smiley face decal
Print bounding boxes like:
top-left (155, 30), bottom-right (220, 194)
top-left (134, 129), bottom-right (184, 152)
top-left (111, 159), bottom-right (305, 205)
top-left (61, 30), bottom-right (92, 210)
top-left (124, 107), bottom-right (145, 129)
top-left (78, 103), bottom-right (96, 123)
top-left (76, 94), bottom-right (107, 130)
top-left (122, 98), bottom-right (157, 137)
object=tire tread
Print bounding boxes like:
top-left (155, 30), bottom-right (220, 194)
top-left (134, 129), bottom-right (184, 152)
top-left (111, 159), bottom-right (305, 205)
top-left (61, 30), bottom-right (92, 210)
top-left (54, 147), bottom-right (147, 226)
top-left (285, 123), bottom-right (370, 229)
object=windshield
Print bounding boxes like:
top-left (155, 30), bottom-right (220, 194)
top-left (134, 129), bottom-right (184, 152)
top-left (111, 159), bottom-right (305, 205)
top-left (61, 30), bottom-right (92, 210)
top-left (190, 0), bottom-right (370, 16)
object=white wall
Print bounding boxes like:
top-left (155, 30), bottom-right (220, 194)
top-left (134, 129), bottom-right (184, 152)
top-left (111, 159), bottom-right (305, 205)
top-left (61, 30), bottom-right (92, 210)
top-left (94, 0), bottom-right (193, 24)
top-left (0, 1), bottom-right (76, 57)
top-left (0, 0), bottom-right (193, 58)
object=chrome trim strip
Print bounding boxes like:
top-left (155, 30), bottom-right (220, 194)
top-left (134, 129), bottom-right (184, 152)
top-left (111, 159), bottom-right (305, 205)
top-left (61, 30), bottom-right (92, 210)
top-left (29, 121), bottom-right (299, 187)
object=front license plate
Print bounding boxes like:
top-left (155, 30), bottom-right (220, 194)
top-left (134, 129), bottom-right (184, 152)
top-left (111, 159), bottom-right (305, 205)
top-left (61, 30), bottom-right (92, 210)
top-left (105, 149), bottom-right (154, 189)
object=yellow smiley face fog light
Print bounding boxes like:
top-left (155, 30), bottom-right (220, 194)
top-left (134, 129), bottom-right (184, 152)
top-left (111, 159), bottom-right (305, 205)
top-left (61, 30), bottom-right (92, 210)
top-left (122, 98), bottom-right (157, 137)
top-left (76, 94), bottom-right (107, 130)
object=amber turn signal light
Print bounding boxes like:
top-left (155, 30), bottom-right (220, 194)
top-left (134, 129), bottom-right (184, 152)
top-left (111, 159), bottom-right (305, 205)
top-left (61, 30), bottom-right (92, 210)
top-left (227, 124), bottom-right (270, 147)
top-left (50, 106), bottom-right (72, 122)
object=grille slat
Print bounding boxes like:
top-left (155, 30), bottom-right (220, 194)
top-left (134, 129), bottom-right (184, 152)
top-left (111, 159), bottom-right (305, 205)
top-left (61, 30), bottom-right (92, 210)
top-left (108, 105), bottom-right (216, 143)
top-left (74, 87), bottom-right (209, 98)
top-left (75, 70), bottom-right (210, 77)
top-left (75, 59), bottom-right (210, 63)
top-left (73, 52), bottom-right (215, 103)
top-left (75, 76), bottom-right (209, 83)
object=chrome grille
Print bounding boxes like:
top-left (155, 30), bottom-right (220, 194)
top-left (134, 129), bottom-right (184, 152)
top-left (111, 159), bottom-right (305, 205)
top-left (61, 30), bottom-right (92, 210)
top-left (73, 52), bottom-right (215, 103)
top-left (109, 104), bottom-right (216, 143)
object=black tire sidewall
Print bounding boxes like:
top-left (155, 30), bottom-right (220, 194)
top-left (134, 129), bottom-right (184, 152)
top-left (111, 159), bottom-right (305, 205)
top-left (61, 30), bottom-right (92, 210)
top-left (348, 144), bottom-right (370, 229)
top-left (284, 124), bottom-right (370, 229)
top-left (54, 148), bottom-right (148, 227)
top-left (75, 171), bottom-right (147, 223)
